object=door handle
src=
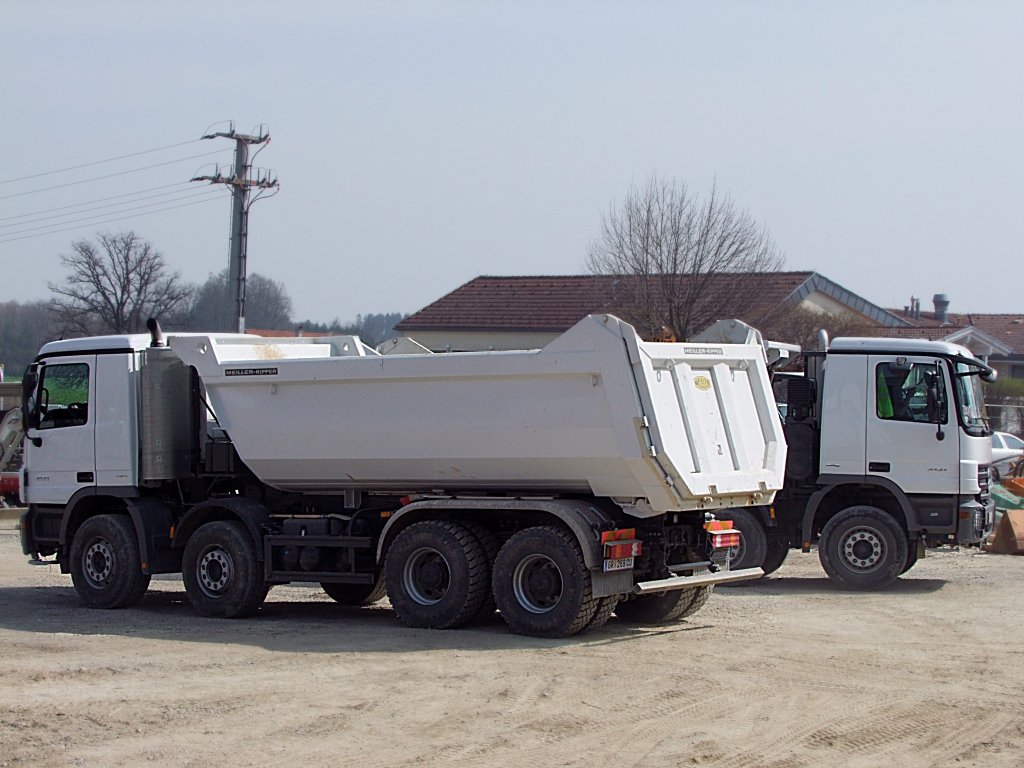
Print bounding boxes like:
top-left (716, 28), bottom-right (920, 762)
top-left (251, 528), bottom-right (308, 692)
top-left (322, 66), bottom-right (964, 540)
top-left (76, 472), bottom-right (94, 483)
top-left (868, 462), bottom-right (890, 473)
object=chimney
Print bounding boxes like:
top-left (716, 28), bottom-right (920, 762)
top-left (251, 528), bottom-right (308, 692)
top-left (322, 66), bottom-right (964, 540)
top-left (933, 294), bottom-right (950, 324)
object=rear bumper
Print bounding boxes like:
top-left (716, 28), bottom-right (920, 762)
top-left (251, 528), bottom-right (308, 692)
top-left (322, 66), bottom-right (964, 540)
top-left (633, 566), bottom-right (764, 594)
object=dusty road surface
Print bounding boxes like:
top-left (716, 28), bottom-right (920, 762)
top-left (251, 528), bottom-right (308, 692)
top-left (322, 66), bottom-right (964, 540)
top-left (1, 521), bottom-right (1022, 768)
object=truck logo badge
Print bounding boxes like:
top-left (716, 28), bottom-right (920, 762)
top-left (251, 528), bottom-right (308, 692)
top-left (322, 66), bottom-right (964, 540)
top-left (694, 375), bottom-right (712, 391)
top-left (684, 347), bottom-right (723, 356)
top-left (225, 367), bottom-right (279, 377)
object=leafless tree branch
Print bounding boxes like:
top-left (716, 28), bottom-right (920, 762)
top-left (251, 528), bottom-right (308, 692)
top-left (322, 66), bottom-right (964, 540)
top-left (47, 230), bottom-right (190, 336)
top-left (587, 175), bottom-right (785, 340)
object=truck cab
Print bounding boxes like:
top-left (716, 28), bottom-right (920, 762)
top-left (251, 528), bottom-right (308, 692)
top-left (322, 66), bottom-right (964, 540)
top-left (724, 331), bottom-right (996, 589)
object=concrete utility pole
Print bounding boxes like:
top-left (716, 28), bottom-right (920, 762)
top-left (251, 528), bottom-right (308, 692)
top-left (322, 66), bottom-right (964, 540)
top-left (192, 122), bottom-right (279, 333)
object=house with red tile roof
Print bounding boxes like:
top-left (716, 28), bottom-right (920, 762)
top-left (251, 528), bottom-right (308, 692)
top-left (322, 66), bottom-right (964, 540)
top-left (395, 276), bottom-right (1024, 381)
top-left (395, 271), bottom-right (910, 353)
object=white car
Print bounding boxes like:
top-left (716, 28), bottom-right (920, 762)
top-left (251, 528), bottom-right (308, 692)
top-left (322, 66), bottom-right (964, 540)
top-left (991, 431), bottom-right (1024, 482)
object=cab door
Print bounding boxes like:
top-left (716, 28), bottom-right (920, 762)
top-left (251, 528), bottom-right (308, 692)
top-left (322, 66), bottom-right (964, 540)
top-left (866, 356), bottom-right (958, 494)
top-left (24, 356), bottom-right (97, 505)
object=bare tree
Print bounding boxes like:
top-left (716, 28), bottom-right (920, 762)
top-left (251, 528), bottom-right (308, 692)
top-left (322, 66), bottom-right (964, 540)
top-left (48, 231), bottom-right (191, 336)
top-left (757, 305), bottom-right (875, 355)
top-left (586, 176), bottom-right (785, 340)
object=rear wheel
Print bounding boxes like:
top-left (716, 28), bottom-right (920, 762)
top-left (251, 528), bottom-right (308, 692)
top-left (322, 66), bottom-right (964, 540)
top-left (321, 576), bottom-right (386, 605)
top-left (183, 521), bottom-right (268, 618)
top-left (459, 519), bottom-right (501, 619)
top-left (818, 506), bottom-right (907, 590)
top-left (70, 514), bottom-right (151, 609)
top-left (724, 508), bottom-right (767, 571)
top-left (583, 596), bottom-right (619, 631)
top-left (384, 521), bottom-right (489, 629)
top-left (614, 587), bottom-right (711, 624)
top-left (492, 526), bottom-right (598, 637)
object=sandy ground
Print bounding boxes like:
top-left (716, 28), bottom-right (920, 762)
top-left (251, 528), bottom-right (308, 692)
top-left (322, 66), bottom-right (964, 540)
top-left (1, 515), bottom-right (1022, 768)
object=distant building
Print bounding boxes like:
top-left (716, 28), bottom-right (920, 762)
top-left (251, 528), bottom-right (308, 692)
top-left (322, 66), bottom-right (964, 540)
top-left (395, 271), bottom-right (907, 352)
top-left (882, 294), bottom-right (1021, 380)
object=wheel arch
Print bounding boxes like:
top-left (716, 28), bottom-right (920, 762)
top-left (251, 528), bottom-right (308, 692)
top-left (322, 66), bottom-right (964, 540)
top-left (375, 498), bottom-right (614, 569)
top-left (802, 476), bottom-right (914, 544)
top-left (172, 497), bottom-right (271, 560)
top-left (60, 489), bottom-right (184, 575)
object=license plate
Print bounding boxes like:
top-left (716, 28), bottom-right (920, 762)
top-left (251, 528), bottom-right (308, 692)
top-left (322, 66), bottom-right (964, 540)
top-left (603, 556), bottom-right (634, 572)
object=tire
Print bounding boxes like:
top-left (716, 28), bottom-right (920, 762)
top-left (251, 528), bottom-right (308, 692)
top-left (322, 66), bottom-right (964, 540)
top-left (69, 514), bottom-right (151, 609)
top-left (183, 521), bottom-right (268, 618)
top-left (818, 506), bottom-right (908, 590)
top-left (583, 596), bottom-right (619, 632)
top-left (492, 526), bottom-right (599, 638)
top-left (321, 575), bottom-right (386, 605)
top-left (761, 534), bottom-right (790, 576)
top-left (614, 586), bottom-right (711, 624)
top-left (384, 521), bottom-right (489, 629)
top-left (900, 540), bottom-right (920, 575)
top-left (723, 508), bottom-right (767, 572)
top-left (459, 519), bottom-right (500, 618)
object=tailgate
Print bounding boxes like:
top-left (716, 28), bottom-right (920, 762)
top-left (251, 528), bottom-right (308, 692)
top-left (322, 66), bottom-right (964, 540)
top-left (623, 331), bottom-right (786, 503)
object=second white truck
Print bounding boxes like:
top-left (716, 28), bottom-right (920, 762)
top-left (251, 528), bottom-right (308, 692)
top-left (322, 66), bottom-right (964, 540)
top-left (695, 321), bottom-right (996, 589)
top-left (18, 314), bottom-right (785, 636)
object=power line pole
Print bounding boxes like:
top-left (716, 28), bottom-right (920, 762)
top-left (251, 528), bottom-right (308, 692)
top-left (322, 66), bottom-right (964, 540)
top-left (192, 122), bottom-right (279, 333)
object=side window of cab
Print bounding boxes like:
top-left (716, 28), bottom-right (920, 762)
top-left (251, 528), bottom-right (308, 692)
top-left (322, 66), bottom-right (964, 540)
top-left (875, 362), bottom-right (947, 424)
top-left (37, 363), bottom-right (90, 430)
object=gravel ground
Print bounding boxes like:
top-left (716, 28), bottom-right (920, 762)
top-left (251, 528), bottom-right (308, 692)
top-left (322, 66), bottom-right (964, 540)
top-left (1, 516), bottom-right (1022, 768)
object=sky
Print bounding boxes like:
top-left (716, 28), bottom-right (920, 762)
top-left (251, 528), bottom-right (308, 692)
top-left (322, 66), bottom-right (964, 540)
top-left (2, 1), bottom-right (1022, 325)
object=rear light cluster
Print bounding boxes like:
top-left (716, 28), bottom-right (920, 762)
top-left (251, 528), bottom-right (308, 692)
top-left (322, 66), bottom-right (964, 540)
top-left (601, 528), bottom-right (642, 560)
top-left (705, 519), bottom-right (741, 550)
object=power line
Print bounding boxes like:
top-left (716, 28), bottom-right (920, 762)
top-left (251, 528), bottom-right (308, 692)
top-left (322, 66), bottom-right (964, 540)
top-left (0, 188), bottom-right (227, 232)
top-left (0, 149), bottom-right (229, 201)
top-left (0, 138), bottom-right (203, 185)
top-left (0, 186), bottom-right (217, 228)
top-left (0, 195), bottom-right (228, 244)
top-left (0, 182), bottom-right (193, 222)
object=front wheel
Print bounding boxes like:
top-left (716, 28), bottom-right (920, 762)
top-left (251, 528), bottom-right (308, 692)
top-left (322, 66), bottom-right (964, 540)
top-left (724, 508), bottom-right (767, 572)
top-left (183, 521), bottom-right (268, 618)
top-left (69, 514), bottom-right (151, 609)
top-left (492, 526), bottom-right (598, 637)
top-left (818, 506), bottom-right (908, 590)
top-left (761, 534), bottom-right (790, 576)
top-left (614, 587), bottom-right (711, 624)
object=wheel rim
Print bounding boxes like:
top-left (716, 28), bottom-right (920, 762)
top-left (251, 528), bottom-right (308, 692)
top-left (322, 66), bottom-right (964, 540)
top-left (512, 554), bottom-right (563, 614)
top-left (197, 546), bottom-right (234, 598)
top-left (403, 546), bottom-right (450, 605)
top-left (840, 527), bottom-right (885, 571)
top-left (83, 538), bottom-right (114, 587)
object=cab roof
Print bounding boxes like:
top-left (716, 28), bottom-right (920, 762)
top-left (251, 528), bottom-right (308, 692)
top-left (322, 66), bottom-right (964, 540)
top-left (830, 336), bottom-right (973, 358)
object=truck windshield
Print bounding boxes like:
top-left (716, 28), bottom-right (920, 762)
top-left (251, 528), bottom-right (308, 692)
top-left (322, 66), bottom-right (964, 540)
top-left (953, 363), bottom-right (989, 436)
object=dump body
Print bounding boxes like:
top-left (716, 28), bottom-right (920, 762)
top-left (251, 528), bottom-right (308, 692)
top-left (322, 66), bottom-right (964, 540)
top-left (171, 314), bottom-right (785, 513)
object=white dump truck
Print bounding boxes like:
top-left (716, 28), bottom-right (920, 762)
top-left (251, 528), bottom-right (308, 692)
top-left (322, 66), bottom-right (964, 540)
top-left (18, 314), bottom-right (785, 636)
top-left (694, 321), bottom-right (996, 589)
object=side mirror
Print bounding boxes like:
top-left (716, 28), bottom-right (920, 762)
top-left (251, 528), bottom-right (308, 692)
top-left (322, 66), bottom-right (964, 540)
top-left (926, 382), bottom-right (940, 423)
top-left (21, 365), bottom-right (40, 430)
